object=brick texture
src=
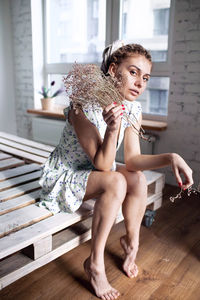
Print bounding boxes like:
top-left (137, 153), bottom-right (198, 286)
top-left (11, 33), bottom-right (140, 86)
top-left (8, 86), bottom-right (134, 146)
top-left (10, 0), bottom-right (33, 138)
top-left (155, 0), bottom-right (200, 186)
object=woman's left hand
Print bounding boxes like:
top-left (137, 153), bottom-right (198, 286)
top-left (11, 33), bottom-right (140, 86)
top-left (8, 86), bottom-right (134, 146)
top-left (171, 153), bottom-right (193, 190)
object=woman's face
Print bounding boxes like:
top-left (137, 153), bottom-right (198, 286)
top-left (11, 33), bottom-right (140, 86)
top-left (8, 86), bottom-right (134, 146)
top-left (109, 54), bottom-right (152, 101)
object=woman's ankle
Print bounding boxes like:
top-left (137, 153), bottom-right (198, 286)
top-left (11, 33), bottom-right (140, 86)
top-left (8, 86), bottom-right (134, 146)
top-left (88, 254), bottom-right (105, 272)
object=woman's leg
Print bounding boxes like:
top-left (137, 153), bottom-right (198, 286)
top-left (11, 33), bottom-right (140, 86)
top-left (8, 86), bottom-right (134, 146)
top-left (117, 164), bottom-right (147, 278)
top-left (83, 170), bottom-right (127, 300)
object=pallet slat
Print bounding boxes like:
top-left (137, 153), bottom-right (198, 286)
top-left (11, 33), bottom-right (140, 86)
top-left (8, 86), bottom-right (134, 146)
top-left (0, 190), bottom-right (41, 215)
top-left (0, 144), bottom-right (46, 164)
top-left (0, 153), bottom-right (12, 160)
top-left (0, 158), bottom-right (24, 171)
top-left (0, 180), bottom-right (40, 202)
top-left (0, 163), bottom-right (41, 181)
top-left (0, 131), bottom-right (55, 152)
top-left (0, 170), bottom-right (42, 191)
top-left (0, 204), bottom-right (52, 238)
top-left (0, 218), bottom-right (92, 289)
top-left (0, 138), bottom-right (50, 158)
top-left (0, 200), bottom-right (95, 259)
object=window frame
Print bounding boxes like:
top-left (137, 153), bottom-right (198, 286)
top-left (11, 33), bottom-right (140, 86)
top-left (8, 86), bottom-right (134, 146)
top-left (42, 0), bottom-right (174, 121)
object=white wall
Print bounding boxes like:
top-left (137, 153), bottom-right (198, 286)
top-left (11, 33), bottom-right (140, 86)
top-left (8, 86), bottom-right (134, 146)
top-left (0, 0), bottom-right (16, 134)
top-left (10, 0), bottom-right (34, 138)
top-left (154, 0), bottom-right (200, 186)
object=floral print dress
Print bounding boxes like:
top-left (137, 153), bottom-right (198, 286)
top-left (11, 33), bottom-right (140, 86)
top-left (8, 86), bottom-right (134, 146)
top-left (39, 100), bottom-right (142, 214)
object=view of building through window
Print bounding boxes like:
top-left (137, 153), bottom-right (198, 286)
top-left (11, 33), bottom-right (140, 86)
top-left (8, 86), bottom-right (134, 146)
top-left (120, 0), bottom-right (171, 116)
top-left (46, 0), bottom-right (106, 64)
top-left (120, 0), bottom-right (170, 62)
top-left (45, 0), bottom-right (171, 117)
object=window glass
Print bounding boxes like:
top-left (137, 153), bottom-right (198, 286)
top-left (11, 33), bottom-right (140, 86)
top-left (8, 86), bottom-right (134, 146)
top-left (138, 77), bottom-right (170, 116)
top-left (46, 0), bottom-right (106, 63)
top-left (48, 74), bottom-right (67, 105)
top-left (120, 0), bottom-right (171, 62)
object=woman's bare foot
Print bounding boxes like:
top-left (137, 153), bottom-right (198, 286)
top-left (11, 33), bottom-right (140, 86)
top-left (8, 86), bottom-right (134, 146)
top-left (120, 236), bottom-right (139, 278)
top-left (84, 257), bottom-right (120, 300)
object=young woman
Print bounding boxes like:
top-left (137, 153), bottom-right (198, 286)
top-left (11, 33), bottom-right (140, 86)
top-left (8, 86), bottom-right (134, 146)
top-left (39, 41), bottom-right (193, 300)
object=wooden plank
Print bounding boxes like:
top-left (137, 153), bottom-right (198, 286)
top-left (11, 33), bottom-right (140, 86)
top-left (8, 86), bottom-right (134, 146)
top-left (0, 131), bottom-right (55, 152)
top-left (27, 109), bottom-right (167, 131)
top-left (0, 204), bottom-right (52, 238)
top-left (0, 158), bottom-right (24, 171)
top-left (0, 153), bottom-right (12, 160)
top-left (0, 213), bottom-right (126, 289)
top-left (22, 235), bottom-right (53, 260)
top-left (0, 190), bottom-right (40, 215)
top-left (143, 170), bottom-right (165, 186)
top-left (0, 200), bottom-right (95, 260)
top-left (142, 119), bottom-right (167, 131)
top-left (150, 243), bottom-right (200, 299)
top-left (147, 191), bottom-right (162, 207)
top-left (0, 180), bottom-right (40, 202)
top-left (0, 163), bottom-right (41, 182)
top-left (27, 107), bottom-right (66, 119)
top-left (0, 144), bottom-right (46, 164)
top-left (0, 170), bottom-right (42, 191)
top-left (0, 218), bottom-right (92, 290)
top-left (0, 138), bottom-right (50, 158)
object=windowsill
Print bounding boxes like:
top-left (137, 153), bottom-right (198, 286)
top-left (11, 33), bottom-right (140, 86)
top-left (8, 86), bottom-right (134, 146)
top-left (27, 107), bottom-right (167, 131)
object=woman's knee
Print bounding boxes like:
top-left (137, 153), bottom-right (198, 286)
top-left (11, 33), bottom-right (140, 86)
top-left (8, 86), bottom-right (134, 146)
top-left (103, 172), bottom-right (127, 201)
top-left (126, 171), bottom-right (147, 194)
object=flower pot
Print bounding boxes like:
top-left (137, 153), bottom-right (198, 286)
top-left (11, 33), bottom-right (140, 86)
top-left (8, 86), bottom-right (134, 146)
top-left (41, 98), bottom-right (55, 110)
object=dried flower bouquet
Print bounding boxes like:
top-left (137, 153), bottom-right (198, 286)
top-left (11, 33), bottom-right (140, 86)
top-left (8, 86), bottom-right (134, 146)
top-left (63, 63), bottom-right (148, 140)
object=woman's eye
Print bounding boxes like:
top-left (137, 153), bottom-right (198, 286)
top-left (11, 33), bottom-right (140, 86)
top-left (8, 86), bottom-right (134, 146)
top-left (130, 70), bottom-right (137, 75)
top-left (143, 77), bottom-right (149, 82)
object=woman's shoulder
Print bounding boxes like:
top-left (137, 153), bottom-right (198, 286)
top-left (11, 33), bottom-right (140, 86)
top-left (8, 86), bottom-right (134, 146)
top-left (124, 100), bottom-right (142, 117)
top-left (124, 100), bottom-right (142, 110)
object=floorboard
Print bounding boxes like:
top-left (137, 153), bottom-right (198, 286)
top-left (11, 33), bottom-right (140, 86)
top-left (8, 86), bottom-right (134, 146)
top-left (0, 184), bottom-right (200, 300)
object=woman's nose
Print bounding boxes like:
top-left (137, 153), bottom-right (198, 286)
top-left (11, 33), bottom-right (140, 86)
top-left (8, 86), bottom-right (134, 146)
top-left (134, 76), bottom-right (143, 88)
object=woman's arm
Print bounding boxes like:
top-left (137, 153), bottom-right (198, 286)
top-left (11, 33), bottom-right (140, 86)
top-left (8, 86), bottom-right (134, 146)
top-left (124, 115), bottom-right (193, 189)
top-left (69, 103), bottom-right (122, 171)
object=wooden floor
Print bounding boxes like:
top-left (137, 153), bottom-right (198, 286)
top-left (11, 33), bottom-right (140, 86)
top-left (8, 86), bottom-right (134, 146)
top-left (0, 184), bottom-right (200, 300)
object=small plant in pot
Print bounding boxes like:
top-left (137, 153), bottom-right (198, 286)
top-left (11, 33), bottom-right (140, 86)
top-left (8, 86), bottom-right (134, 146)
top-left (39, 81), bottom-right (63, 110)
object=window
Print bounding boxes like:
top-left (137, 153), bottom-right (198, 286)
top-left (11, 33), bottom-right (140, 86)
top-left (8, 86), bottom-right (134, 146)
top-left (120, 0), bottom-right (171, 119)
top-left (42, 0), bottom-right (173, 120)
top-left (46, 0), bottom-right (106, 64)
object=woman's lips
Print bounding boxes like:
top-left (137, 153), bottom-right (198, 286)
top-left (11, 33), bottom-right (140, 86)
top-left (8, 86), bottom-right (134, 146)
top-left (130, 89), bottom-right (139, 96)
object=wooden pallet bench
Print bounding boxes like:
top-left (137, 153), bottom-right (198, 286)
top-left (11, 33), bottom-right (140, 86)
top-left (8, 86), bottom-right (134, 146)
top-left (0, 131), bottom-right (165, 290)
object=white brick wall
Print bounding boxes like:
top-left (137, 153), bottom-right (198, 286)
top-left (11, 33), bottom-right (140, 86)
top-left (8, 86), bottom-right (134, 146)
top-left (10, 0), bottom-right (34, 138)
top-left (155, 0), bottom-right (200, 186)
top-left (9, 0), bottom-right (200, 186)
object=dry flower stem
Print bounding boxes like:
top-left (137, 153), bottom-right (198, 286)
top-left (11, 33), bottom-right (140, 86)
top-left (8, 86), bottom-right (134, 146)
top-left (63, 63), bottom-right (148, 140)
top-left (170, 185), bottom-right (200, 203)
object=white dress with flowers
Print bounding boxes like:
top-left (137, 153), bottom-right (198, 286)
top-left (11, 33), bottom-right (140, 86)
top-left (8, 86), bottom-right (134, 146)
top-left (39, 101), bottom-right (142, 214)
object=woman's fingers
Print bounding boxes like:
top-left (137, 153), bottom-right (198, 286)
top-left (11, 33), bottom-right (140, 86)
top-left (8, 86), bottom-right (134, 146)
top-left (103, 103), bottom-right (124, 123)
top-left (173, 166), bottom-right (183, 187)
top-left (172, 153), bottom-right (193, 190)
top-left (182, 168), bottom-right (193, 189)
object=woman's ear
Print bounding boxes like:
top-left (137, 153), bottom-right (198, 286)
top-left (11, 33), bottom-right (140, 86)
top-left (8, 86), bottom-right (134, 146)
top-left (108, 63), bottom-right (117, 77)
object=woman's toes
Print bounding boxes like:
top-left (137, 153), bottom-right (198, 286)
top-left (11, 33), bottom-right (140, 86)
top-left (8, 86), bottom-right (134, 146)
top-left (111, 291), bottom-right (119, 299)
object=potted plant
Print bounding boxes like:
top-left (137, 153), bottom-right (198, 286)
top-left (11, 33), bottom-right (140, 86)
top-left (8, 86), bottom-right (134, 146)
top-left (39, 81), bottom-right (63, 110)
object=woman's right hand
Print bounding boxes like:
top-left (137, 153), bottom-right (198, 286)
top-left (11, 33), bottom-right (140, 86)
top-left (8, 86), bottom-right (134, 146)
top-left (102, 102), bottom-right (124, 132)
top-left (171, 153), bottom-right (193, 190)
